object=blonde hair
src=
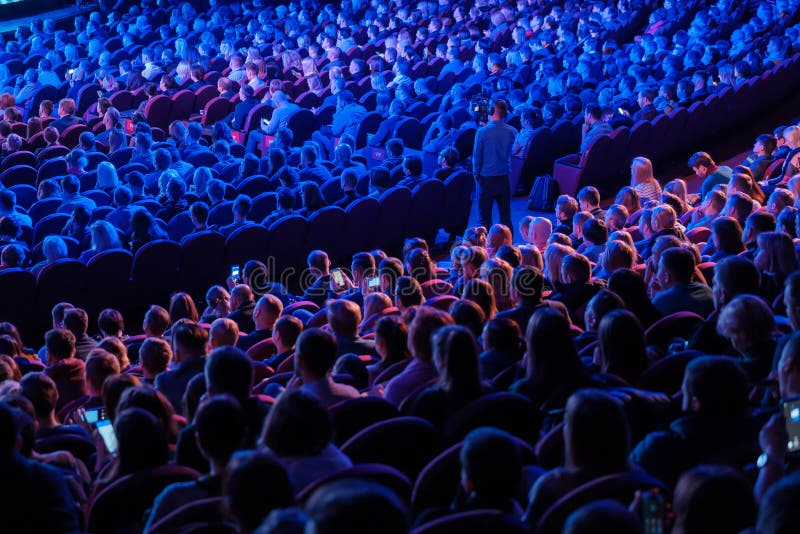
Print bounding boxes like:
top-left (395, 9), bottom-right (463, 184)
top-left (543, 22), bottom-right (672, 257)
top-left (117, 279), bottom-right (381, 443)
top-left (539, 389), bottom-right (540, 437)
top-left (630, 156), bottom-right (656, 186)
top-left (651, 204), bottom-right (677, 232)
top-left (544, 243), bottom-right (574, 284)
top-left (784, 125), bottom-right (800, 149)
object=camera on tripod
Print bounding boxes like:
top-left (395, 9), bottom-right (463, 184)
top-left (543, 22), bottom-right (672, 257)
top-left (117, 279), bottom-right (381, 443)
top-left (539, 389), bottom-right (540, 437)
top-left (471, 95), bottom-right (490, 124)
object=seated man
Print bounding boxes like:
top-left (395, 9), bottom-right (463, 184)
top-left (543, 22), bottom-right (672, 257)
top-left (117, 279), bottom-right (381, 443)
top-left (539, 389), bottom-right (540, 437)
top-left (228, 285), bottom-right (256, 333)
top-left (652, 247), bottom-right (714, 317)
top-left (577, 186), bottom-right (604, 220)
top-left (479, 319), bottom-right (523, 380)
top-left (327, 299), bottom-right (376, 357)
top-left (263, 187), bottom-right (296, 227)
top-left (550, 253), bottom-right (603, 326)
top-left (631, 356), bottom-right (760, 487)
top-left (228, 84), bottom-right (259, 131)
top-left (0, 402), bottom-right (81, 532)
top-left (293, 328), bottom-right (360, 407)
top-left (691, 151), bottom-right (733, 198)
top-left (155, 321), bottom-right (208, 413)
top-left (51, 98), bottom-right (84, 134)
top-left (19, 372), bottom-right (91, 441)
top-left (397, 154), bottom-right (427, 190)
top-left (63, 308), bottom-right (97, 359)
top-left (145, 395), bottom-right (246, 530)
top-left (332, 169), bottom-right (360, 209)
top-left (577, 218), bottom-right (608, 263)
top-left (43, 328), bottom-right (86, 411)
top-left (496, 265), bottom-right (544, 332)
top-left (301, 250), bottom-right (332, 307)
top-left (716, 295), bottom-right (777, 381)
top-left (139, 338), bottom-right (172, 386)
top-left (208, 318), bottom-right (240, 350)
top-left (264, 315), bottom-right (303, 371)
top-left (219, 195), bottom-right (254, 237)
top-left (237, 295), bottom-right (283, 351)
top-left (368, 100), bottom-right (406, 147)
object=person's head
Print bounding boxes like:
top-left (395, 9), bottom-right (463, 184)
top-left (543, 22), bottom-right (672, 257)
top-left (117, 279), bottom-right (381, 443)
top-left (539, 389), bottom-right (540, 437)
top-left (294, 328), bottom-right (337, 382)
top-left (688, 151), bottom-right (716, 177)
top-left (712, 256), bottom-right (760, 310)
top-left (459, 426), bottom-right (521, 502)
top-left (209, 318), bottom-right (239, 349)
top-left (630, 156), bottom-right (655, 185)
top-left (597, 310), bottom-right (647, 383)
top-left (672, 465), bottom-right (757, 534)
top-left (577, 186), bottom-right (600, 211)
top-left (44, 328), bottom-right (76, 363)
top-left (756, 231), bottom-right (799, 277)
top-left (614, 186), bottom-right (641, 215)
top-left (169, 292), bottom-right (199, 323)
top-left (19, 372), bottom-right (58, 422)
top-left (604, 204), bottom-right (629, 232)
top-left (681, 356), bottom-right (748, 415)
top-left (656, 247), bottom-right (695, 290)
top-left (113, 407), bottom-right (170, 474)
top-left (171, 321), bottom-right (209, 363)
top-left (561, 253), bottom-right (592, 285)
top-left (394, 275), bottom-right (423, 310)
top-left (565, 389), bottom-right (630, 472)
top-left (98, 308), bottom-right (124, 338)
top-left (224, 450), bottom-right (294, 532)
top-left (195, 394), bottom-right (246, 467)
top-left (260, 389), bottom-right (332, 457)
top-left (327, 299), bottom-right (361, 339)
top-left (461, 278), bottom-right (497, 320)
top-left (525, 307), bottom-right (580, 381)
top-left (710, 216), bottom-right (744, 255)
top-left (139, 338), bottom-right (171, 379)
top-left (203, 346), bottom-right (252, 403)
top-left (716, 294), bottom-right (775, 356)
top-left (431, 325), bottom-right (481, 393)
top-left (305, 478), bottom-right (408, 534)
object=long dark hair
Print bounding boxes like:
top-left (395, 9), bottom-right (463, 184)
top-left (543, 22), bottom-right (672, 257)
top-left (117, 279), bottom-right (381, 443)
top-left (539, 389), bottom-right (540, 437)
top-left (432, 325), bottom-right (482, 397)
top-left (598, 310), bottom-right (648, 383)
top-left (525, 307), bottom-right (581, 384)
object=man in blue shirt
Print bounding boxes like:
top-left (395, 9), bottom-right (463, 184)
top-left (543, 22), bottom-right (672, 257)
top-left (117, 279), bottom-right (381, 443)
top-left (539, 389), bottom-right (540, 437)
top-left (473, 99), bottom-right (516, 233)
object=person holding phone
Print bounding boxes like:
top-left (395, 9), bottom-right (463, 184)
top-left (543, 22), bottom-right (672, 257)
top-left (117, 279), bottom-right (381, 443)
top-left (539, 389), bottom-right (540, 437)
top-left (755, 331), bottom-right (800, 500)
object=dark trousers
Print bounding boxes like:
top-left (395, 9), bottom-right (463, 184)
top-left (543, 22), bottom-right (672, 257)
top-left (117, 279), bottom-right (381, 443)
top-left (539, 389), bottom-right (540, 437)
top-left (476, 174), bottom-right (512, 233)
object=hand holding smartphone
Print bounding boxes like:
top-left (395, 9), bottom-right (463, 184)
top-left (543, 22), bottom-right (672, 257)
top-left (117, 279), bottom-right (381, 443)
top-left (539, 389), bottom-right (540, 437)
top-left (96, 419), bottom-right (118, 455)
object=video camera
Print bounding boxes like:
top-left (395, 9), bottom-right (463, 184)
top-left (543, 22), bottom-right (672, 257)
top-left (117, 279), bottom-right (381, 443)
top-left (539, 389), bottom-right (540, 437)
top-left (471, 95), bottom-right (490, 124)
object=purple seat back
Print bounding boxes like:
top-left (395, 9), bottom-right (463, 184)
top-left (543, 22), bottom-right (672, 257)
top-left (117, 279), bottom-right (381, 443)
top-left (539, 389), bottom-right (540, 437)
top-left (132, 240), bottom-right (181, 308)
top-left (345, 197), bottom-right (379, 258)
top-left (644, 311), bottom-right (705, 349)
top-left (408, 180), bottom-right (446, 241)
top-left (329, 396), bottom-right (400, 446)
top-left (307, 206), bottom-right (347, 264)
top-left (266, 215), bottom-right (308, 288)
top-left (440, 392), bottom-right (541, 446)
top-left (86, 249), bottom-right (133, 319)
top-left (179, 231), bottom-right (227, 297)
top-left (296, 463), bottom-right (411, 505)
top-left (413, 510), bottom-right (527, 534)
top-left (0, 165), bottom-right (37, 187)
top-left (377, 187), bottom-right (412, 253)
top-left (225, 224), bottom-right (270, 267)
top-left (341, 416), bottom-right (437, 480)
top-left (87, 464), bottom-right (200, 534)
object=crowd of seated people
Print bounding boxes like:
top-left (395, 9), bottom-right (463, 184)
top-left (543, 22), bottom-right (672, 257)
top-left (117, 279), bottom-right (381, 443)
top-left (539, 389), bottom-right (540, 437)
top-left (5, 113), bottom-right (800, 530)
top-left (2, 0), bottom-right (800, 533)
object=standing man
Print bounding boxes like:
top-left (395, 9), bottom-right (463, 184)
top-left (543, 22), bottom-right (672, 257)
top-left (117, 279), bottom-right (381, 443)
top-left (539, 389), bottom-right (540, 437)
top-left (473, 99), bottom-right (516, 233)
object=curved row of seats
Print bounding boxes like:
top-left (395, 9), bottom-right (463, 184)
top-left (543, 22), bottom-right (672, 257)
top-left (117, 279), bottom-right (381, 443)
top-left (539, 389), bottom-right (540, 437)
top-left (553, 53), bottom-right (800, 196)
top-left (0, 174), bottom-right (473, 343)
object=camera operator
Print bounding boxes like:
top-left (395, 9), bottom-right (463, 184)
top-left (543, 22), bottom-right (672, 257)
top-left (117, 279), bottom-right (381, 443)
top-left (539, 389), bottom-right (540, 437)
top-left (472, 98), bottom-right (516, 233)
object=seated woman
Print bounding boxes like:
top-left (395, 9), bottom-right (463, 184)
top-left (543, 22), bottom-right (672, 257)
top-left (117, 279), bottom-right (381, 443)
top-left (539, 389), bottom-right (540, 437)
top-left (367, 315), bottom-right (409, 384)
top-left (79, 221), bottom-right (123, 264)
top-left (594, 309), bottom-right (649, 385)
top-left (510, 307), bottom-right (598, 414)
top-left (128, 208), bottom-right (167, 254)
top-left (258, 389), bottom-right (352, 492)
top-left (409, 325), bottom-right (489, 428)
top-left (31, 235), bottom-right (69, 277)
top-left (523, 389), bottom-right (634, 526)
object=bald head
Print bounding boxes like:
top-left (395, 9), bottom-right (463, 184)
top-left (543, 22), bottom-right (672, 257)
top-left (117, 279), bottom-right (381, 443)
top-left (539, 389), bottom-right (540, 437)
top-left (327, 299), bottom-right (362, 338)
top-left (209, 318), bottom-right (239, 349)
top-left (254, 294), bottom-right (283, 330)
top-left (231, 284), bottom-right (254, 310)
